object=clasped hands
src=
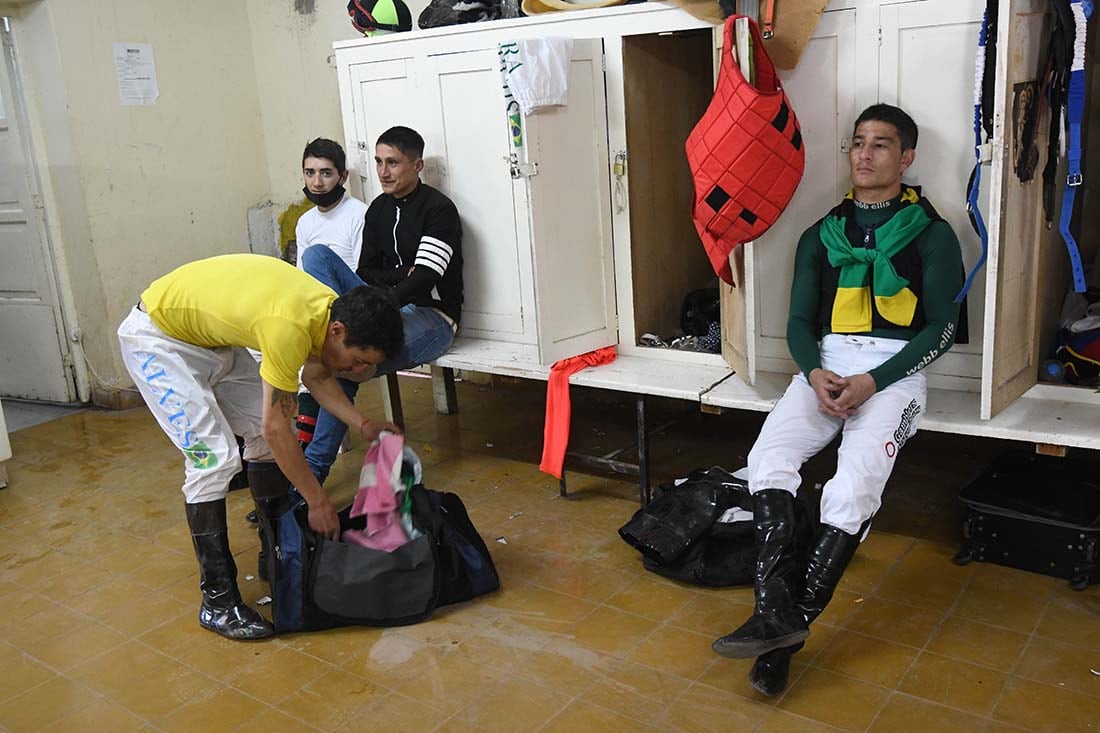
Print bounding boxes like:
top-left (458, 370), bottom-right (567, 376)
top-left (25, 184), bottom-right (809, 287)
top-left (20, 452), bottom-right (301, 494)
top-left (808, 368), bottom-right (876, 419)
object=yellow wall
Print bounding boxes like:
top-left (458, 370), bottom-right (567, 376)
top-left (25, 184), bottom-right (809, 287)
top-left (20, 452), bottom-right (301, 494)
top-left (9, 0), bottom-right (269, 403)
top-left (6, 0), bottom-right (430, 402)
top-left (244, 0), bottom-right (362, 204)
top-left (242, 0), bottom-right (430, 204)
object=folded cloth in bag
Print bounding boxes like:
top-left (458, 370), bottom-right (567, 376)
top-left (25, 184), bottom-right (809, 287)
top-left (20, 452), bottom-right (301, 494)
top-left (343, 431), bottom-right (421, 551)
top-left (268, 441), bottom-right (500, 634)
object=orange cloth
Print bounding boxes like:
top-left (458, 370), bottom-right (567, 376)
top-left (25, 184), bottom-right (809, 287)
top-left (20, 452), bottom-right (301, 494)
top-left (539, 346), bottom-right (617, 479)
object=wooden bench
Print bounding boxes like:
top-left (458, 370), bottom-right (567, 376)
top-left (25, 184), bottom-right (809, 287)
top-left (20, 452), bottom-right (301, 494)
top-left (378, 337), bottom-right (735, 504)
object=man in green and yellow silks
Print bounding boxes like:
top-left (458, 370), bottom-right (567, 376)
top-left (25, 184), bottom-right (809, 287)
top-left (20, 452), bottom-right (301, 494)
top-left (712, 105), bottom-right (965, 695)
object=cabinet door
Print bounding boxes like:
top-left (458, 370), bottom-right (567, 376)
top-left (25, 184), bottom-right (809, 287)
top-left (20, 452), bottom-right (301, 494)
top-left (976, 0), bottom-right (1050, 418)
top-left (713, 26), bottom-right (759, 384)
top-left (522, 39), bottom-right (618, 365)
top-left (720, 247), bottom-right (757, 383)
top-left (423, 49), bottom-right (533, 342)
top-left (348, 57), bottom-right (426, 201)
top-left (727, 8), bottom-right (858, 381)
top-left (879, 0), bottom-right (987, 389)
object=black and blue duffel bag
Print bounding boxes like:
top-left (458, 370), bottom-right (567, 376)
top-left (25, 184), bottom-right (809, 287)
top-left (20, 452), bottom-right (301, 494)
top-left (265, 483), bottom-right (500, 634)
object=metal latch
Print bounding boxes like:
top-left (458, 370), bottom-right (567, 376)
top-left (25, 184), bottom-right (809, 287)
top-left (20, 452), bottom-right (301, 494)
top-left (509, 154), bottom-right (539, 179)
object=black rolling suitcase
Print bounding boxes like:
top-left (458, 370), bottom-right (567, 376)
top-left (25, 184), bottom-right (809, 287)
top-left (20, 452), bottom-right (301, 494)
top-left (954, 450), bottom-right (1100, 590)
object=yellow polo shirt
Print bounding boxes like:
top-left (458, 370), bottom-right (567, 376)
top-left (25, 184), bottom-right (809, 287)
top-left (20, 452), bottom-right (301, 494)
top-left (142, 254), bottom-right (336, 392)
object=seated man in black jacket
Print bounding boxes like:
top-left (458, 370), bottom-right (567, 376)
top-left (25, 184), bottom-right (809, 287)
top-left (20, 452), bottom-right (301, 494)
top-left (302, 126), bottom-right (462, 484)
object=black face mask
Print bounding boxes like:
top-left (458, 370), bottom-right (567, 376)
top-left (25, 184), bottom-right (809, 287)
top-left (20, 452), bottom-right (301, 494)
top-left (303, 183), bottom-right (345, 208)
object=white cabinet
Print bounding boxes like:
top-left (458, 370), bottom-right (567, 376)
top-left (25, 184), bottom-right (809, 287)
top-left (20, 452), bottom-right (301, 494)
top-left (335, 0), bottom-right (1100, 449)
top-left (726, 0), bottom-right (986, 390)
top-left (340, 34), bottom-right (617, 365)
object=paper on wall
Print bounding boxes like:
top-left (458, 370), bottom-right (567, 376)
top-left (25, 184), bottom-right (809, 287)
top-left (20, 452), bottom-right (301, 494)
top-left (113, 43), bottom-right (159, 106)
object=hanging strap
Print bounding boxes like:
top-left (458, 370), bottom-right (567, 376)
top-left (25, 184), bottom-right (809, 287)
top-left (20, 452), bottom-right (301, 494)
top-left (958, 7), bottom-right (992, 303)
top-left (1042, 0), bottom-right (1075, 226)
top-left (1059, 0), bottom-right (1092, 293)
top-left (761, 0), bottom-right (777, 39)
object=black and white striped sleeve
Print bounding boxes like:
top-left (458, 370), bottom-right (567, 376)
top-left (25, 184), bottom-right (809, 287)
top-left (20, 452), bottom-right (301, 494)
top-left (413, 235), bottom-right (454, 278)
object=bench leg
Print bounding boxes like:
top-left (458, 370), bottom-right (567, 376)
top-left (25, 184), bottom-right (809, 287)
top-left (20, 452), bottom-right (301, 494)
top-left (558, 394), bottom-right (651, 505)
top-left (636, 395), bottom-right (651, 505)
top-left (431, 365), bottom-right (458, 415)
top-left (0, 461), bottom-right (7, 489)
top-left (380, 374), bottom-right (405, 430)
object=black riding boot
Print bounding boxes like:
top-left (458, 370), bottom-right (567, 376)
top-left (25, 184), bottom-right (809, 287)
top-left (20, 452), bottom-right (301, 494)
top-left (185, 500), bottom-right (274, 640)
top-left (713, 489), bottom-right (809, 658)
top-left (248, 461), bottom-right (292, 582)
top-left (750, 642), bottom-right (803, 697)
top-left (747, 524), bottom-right (862, 695)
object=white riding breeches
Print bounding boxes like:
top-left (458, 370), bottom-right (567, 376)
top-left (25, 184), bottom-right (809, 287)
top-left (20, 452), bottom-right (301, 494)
top-left (118, 307), bottom-right (274, 504)
top-left (747, 335), bottom-right (928, 534)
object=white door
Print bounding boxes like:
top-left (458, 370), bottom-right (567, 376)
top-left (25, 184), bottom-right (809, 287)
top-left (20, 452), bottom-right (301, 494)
top-left (522, 39), bottom-right (618, 365)
top-left (879, 0), bottom-right (987, 388)
top-left (736, 8), bottom-right (858, 380)
top-left (977, 0), bottom-right (1049, 418)
top-left (0, 22), bottom-right (75, 402)
top-left (348, 56), bottom-right (427, 199)
top-left (424, 48), bottom-right (532, 342)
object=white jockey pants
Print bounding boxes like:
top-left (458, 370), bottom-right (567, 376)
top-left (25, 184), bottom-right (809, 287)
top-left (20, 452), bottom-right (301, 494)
top-left (118, 307), bottom-right (274, 504)
top-left (747, 335), bottom-right (927, 534)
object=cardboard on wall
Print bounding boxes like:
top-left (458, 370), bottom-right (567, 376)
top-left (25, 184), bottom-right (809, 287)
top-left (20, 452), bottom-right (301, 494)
top-left (666, 0), bottom-right (829, 70)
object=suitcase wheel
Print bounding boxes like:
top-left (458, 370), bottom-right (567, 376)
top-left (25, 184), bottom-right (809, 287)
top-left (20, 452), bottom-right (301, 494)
top-left (1070, 573), bottom-right (1093, 592)
top-left (954, 547), bottom-right (978, 566)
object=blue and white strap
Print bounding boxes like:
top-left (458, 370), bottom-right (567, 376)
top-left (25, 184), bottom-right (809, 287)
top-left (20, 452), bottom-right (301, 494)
top-left (957, 8), bottom-right (991, 303)
top-left (1059, 0), bottom-right (1092, 293)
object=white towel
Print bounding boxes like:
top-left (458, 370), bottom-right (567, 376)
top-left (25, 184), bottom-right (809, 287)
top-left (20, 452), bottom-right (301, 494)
top-left (498, 37), bottom-right (574, 116)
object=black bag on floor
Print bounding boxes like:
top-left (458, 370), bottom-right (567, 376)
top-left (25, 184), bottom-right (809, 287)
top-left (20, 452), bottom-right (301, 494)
top-left (266, 485), bottom-right (500, 634)
top-left (955, 450), bottom-right (1100, 590)
top-left (620, 467), bottom-right (817, 587)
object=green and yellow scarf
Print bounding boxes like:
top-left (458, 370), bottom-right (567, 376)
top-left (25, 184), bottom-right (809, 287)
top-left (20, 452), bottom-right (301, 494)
top-left (820, 187), bottom-right (932, 332)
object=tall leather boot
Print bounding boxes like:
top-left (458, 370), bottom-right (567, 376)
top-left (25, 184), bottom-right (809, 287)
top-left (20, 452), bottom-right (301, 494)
top-left (748, 524), bottom-right (862, 695)
top-left (712, 489), bottom-right (809, 658)
top-left (248, 461), bottom-right (292, 583)
top-left (750, 642), bottom-right (803, 697)
top-left (185, 500), bottom-right (274, 640)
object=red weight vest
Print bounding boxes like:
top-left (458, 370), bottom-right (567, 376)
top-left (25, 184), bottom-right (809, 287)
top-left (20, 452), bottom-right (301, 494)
top-left (686, 15), bottom-right (805, 285)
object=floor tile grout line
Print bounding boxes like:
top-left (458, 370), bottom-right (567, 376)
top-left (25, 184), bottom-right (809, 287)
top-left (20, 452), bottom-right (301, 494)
top-left (982, 578), bottom-right (1060, 726)
top-left (824, 625), bottom-right (1020, 676)
top-left (0, 667), bottom-right (113, 725)
top-left (0, 393), bottom-right (1086, 731)
top-left (435, 670), bottom-right (579, 733)
top-left (827, 533), bottom-right (931, 732)
top-left (860, 553), bottom-right (986, 733)
top-left (0, 593), bottom-right (147, 682)
top-left (121, 627), bottom-right (375, 729)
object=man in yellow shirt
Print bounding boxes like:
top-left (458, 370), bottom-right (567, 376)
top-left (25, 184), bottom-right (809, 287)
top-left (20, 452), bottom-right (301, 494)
top-left (117, 253), bottom-right (403, 640)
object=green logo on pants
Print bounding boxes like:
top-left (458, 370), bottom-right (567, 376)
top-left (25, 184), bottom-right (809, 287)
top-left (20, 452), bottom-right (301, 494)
top-left (184, 441), bottom-right (219, 470)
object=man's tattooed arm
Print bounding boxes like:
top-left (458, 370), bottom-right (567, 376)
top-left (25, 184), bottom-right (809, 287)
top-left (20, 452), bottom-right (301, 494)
top-left (271, 388), bottom-right (298, 421)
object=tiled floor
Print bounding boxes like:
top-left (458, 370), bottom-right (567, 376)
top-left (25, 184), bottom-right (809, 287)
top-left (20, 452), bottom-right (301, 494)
top-left (1, 400), bottom-right (85, 433)
top-left (0, 375), bottom-right (1097, 732)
